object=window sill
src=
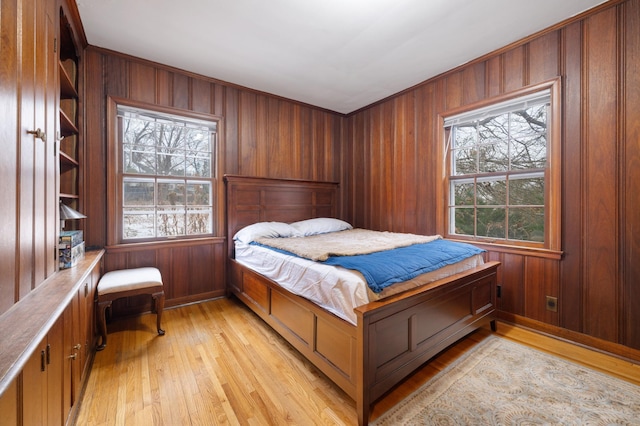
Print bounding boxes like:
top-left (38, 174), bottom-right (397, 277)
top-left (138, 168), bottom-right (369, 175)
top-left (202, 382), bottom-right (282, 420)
top-left (446, 238), bottom-right (563, 260)
top-left (106, 236), bottom-right (225, 253)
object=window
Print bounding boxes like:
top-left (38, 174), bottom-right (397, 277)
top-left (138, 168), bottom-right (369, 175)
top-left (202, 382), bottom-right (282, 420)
top-left (442, 82), bottom-right (561, 251)
top-left (114, 104), bottom-right (217, 241)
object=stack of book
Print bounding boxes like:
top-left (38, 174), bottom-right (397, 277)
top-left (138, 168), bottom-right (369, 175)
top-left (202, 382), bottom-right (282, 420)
top-left (59, 230), bottom-right (85, 269)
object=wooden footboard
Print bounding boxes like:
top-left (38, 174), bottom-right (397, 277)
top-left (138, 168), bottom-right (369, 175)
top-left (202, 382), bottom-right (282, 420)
top-left (228, 258), bottom-right (499, 425)
top-left (355, 261), bottom-right (498, 425)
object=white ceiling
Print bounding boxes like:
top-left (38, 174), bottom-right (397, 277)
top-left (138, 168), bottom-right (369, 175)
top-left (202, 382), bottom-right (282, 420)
top-left (76, 0), bottom-right (606, 114)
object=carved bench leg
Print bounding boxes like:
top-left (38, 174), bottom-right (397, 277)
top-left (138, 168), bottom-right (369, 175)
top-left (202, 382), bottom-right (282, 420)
top-left (96, 300), bottom-right (112, 351)
top-left (490, 319), bottom-right (497, 332)
top-left (153, 291), bottom-right (166, 336)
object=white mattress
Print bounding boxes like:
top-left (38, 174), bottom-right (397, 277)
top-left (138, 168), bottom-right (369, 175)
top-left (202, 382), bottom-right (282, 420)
top-left (234, 241), bottom-right (484, 325)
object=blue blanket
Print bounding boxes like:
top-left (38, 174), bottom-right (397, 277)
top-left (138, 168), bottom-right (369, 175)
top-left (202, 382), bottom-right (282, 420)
top-left (254, 238), bottom-right (484, 293)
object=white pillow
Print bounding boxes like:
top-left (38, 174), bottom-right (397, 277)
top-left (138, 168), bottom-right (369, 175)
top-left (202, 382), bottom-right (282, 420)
top-left (234, 221), bottom-right (299, 243)
top-left (290, 218), bottom-right (353, 236)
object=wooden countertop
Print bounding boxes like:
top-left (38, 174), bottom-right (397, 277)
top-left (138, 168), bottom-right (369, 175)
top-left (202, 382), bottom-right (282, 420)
top-left (0, 249), bottom-right (104, 395)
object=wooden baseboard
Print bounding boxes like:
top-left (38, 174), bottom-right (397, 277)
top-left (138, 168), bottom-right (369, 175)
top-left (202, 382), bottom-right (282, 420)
top-left (497, 312), bottom-right (640, 364)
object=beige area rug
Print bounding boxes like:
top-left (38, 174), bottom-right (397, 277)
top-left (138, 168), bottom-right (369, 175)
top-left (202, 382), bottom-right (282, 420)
top-left (372, 335), bottom-right (640, 425)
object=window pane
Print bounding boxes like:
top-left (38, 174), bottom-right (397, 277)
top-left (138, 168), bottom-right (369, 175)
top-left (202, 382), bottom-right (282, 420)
top-left (157, 123), bottom-right (184, 150)
top-left (453, 208), bottom-right (475, 235)
top-left (508, 207), bottom-right (544, 242)
top-left (453, 181), bottom-right (474, 206)
top-left (187, 182), bottom-right (211, 206)
top-left (453, 125), bottom-right (476, 149)
top-left (157, 207), bottom-right (185, 237)
top-left (187, 207), bottom-right (212, 235)
top-left (512, 105), bottom-right (547, 133)
top-left (123, 207), bottom-right (156, 239)
top-left (186, 156), bottom-right (211, 177)
top-left (477, 207), bottom-right (505, 239)
top-left (478, 114), bottom-right (509, 145)
top-left (510, 106), bottom-right (547, 170)
top-left (511, 133), bottom-right (546, 170)
top-left (123, 180), bottom-right (154, 206)
top-left (478, 141), bottom-right (509, 173)
top-left (124, 144), bottom-right (156, 174)
top-left (123, 117), bottom-right (156, 146)
top-left (453, 148), bottom-right (477, 175)
top-left (477, 179), bottom-right (506, 205)
top-left (157, 148), bottom-right (186, 177)
top-left (509, 177), bottom-right (544, 205)
top-left (185, 128), bottom-right (211, 152)
top-left (158, 181), bottom-right (185, 206)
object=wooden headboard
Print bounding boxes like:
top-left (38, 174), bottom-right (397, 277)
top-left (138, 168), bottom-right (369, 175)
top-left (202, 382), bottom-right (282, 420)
top-left (224, 175), bottom-right (340, 258)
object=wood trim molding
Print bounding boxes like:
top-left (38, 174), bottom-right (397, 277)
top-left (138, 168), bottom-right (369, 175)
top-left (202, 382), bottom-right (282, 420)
top-left (105, 96), bottom-right (225, 246)
top-left (62, 0), bottom-right (88, 49)
top-left (105, 236), bottom-right (225, 253)
top-left (498, 311), bottom-right (640, 363)
top-left (437, 78), bottom-right (562, 253)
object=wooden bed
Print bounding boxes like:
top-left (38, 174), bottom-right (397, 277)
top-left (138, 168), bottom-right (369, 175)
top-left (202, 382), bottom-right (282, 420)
top-left (224, 175), bottom-right (500, 425)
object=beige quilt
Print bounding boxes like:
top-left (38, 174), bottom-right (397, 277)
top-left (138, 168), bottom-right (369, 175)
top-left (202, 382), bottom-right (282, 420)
top-left (254, 228), bottom-right (441, 261)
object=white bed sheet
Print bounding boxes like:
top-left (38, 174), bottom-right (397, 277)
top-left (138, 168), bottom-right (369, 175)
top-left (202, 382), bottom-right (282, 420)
top-left (234, 241), bottom-right (484, 325)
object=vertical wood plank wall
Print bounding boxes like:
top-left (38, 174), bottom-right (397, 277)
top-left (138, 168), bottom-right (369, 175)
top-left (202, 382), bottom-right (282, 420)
top-left (341, 0), bottom-right (640, 351)
top-left (82, 48), bottom-right (341, 314)
top-left (0, 0), bottom-right (58, 314)
top-left (3, 0), bottom-right (637, 359)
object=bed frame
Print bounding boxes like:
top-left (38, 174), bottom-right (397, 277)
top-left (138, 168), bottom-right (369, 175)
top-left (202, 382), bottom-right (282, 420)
top-left (225, 175), bottom-right (499, 425)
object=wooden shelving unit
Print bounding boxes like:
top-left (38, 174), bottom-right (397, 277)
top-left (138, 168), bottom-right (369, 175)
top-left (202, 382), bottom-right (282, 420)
top-left (59, 11), bottom-right (81, 224)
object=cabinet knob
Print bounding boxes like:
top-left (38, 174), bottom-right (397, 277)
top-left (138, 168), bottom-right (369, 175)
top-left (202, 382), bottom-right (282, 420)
top-left (27, 128), bottom-right (47, 142)
top-left (68, 353), bottom-right (77, 360)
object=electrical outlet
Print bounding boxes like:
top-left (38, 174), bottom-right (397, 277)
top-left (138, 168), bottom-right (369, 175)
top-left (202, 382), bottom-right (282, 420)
top-left (545, 296), bottom-right (558, 312)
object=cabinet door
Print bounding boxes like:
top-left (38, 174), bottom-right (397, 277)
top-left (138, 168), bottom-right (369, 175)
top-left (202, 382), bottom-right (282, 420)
top-left (22, 337), bottom-right (47, 425)
top-left (71, 290), bottom-right (83, 406)
top-left (63, 290), bottom-right (84, 413)
top-left (0, 379), bottom-right (18, 425)
top-left (62, 296), bottom-right (79, 422)
top-left (21, 316), bottom-right (64, 426)
top-left (22, 317), bottom-right (64, 426)
top-left (46, 316), bottom-right (64, 426)
top-left (83, 263), bottom-right (101, 375)
top-left (18, 0), bottom-right (58, 300)
top-left (78, 279), bottom-right (90, 375)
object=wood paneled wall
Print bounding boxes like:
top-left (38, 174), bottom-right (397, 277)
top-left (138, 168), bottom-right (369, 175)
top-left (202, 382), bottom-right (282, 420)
top-left (0, 0), bottom-right (59, 316)
top-left (341, 0), bottom-right (640, 352)
top-left (82, 47), bottom-right (342, 312)
top-left (2, 0), bottom-right (634, 382)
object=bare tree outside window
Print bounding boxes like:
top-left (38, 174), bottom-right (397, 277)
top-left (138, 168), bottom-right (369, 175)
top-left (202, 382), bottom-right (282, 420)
top-left (118, 106), bottom-right (216, 240)
top-left (447, 92), bottom-right (549, 244)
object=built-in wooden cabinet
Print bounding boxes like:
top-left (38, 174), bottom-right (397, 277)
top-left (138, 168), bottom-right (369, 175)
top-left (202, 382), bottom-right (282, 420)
top-left (0, 251), bottom-right (103, 426)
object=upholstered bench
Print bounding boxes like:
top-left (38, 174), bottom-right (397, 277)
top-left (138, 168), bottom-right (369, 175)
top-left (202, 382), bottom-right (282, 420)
top-left (96, 267), bottom-right (165, 351)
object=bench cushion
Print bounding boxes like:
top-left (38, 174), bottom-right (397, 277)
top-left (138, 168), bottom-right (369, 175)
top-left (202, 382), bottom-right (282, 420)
top-left (98, 267), bottom-right (163, 296)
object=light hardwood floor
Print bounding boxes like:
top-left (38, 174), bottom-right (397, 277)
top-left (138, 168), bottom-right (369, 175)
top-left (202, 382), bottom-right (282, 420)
top-left (75, 297), bottom-right (640, 425)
